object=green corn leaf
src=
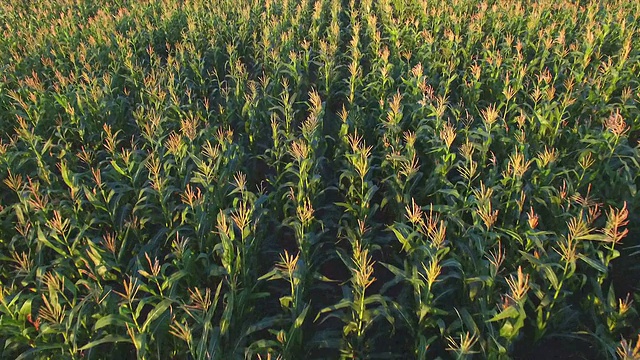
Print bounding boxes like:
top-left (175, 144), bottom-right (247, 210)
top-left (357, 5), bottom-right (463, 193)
top-left (315, 299), bottom-right (353, 322)
top-left (294, 304), bottom-right (310, 329)
top-left (79, 334), bottom-right (132, 351)
top-left (577, 254), bottom-right (607, 274)
top-left (94, 314), bottom-right (132, 331)
top-left (15, 345), bottom-right (66, 360)
top-left (141, 298), bottom-right (172, 333)
top-left (488, 306), bottom-right (519, 322)
top-left (37, 227), bottom-right (67, 257)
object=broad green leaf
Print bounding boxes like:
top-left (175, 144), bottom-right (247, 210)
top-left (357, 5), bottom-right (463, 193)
top-left (295, 304), bottom-right (311, 328)
top-left (94, 314), bottom-right (131, 330)
top-left (577, 254), bottom-right (607, 273)
top-left (488, 306), bottom-right (519, 322)
top-left (79, 335), bottom-right (131, 351)
top-left (141, 298), bottom-right (172, 332)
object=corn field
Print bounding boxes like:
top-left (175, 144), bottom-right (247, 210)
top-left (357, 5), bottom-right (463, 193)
top-left (1, 0), bottom-right (639, 358)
